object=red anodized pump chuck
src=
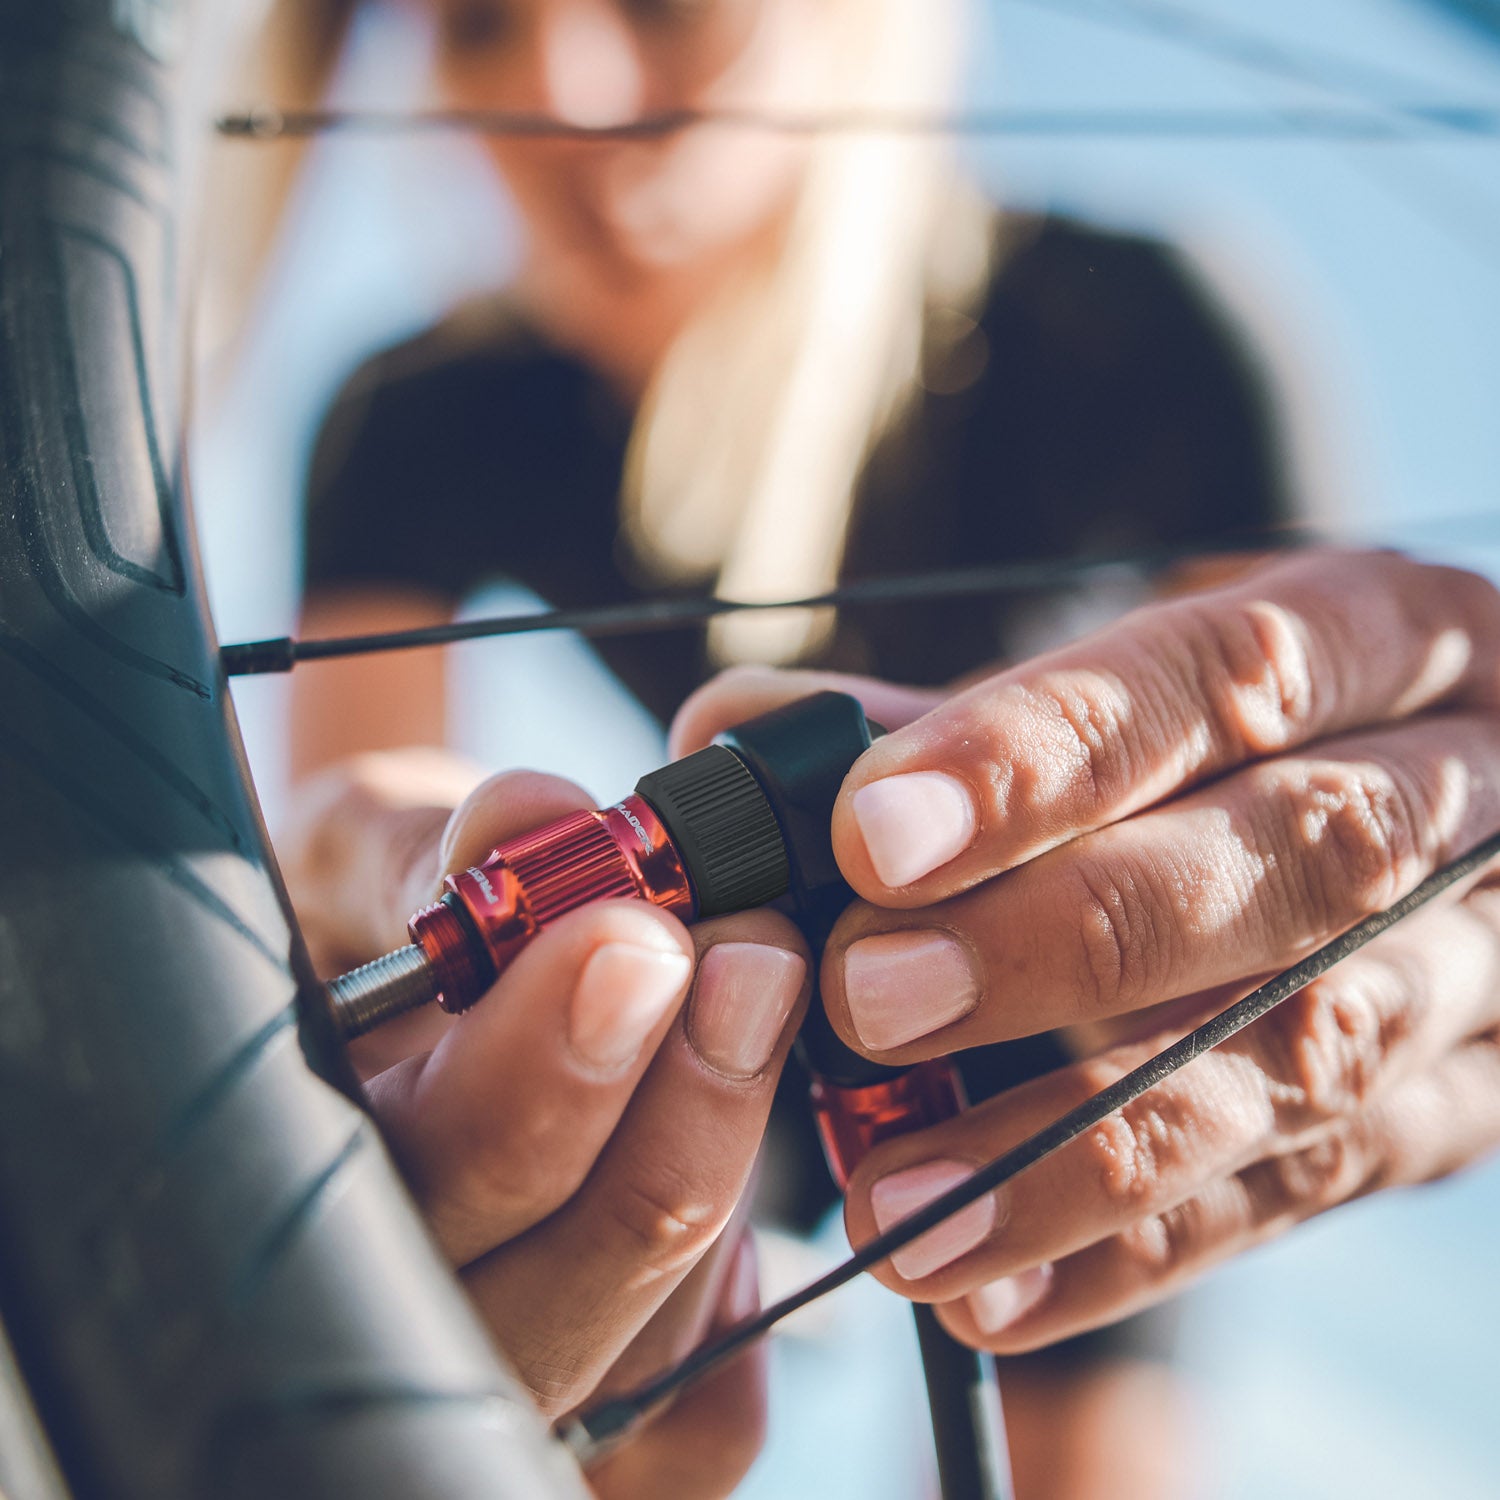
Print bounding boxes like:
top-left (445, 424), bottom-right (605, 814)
top-left (811, 1059), bottom-right (969, 1190)
top-left (412, 795), bottom-right (694, 1015)
top-left (325, 717), bottom-right (794, 1039)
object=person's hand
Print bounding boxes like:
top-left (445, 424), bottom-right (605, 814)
top-left (674, 549), bottom-right (1500, 1353)
top-left (307, 768), bottom-right (810, 1499)
top-left (277, 745), bottom-right (488, 975)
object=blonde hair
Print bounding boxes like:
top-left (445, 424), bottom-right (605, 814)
top-left (624, 0), bottom-right (991, 665)
top-left (228, 0), bottom-right (992, 665)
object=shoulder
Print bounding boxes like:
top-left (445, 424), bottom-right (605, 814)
top-left (928, 211), bottom-right (1290, 541)
top-left (979, 212), bottom-right (1248, 365)
top-left (309, 296), bottom-right (594, 481)
top-left (301, 297), bottom-right (620, 593)
top-left (304, 293), bottom-right (620, 527)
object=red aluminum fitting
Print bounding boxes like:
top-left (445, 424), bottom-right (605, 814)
top-left (811, 1060), bottom-right (968, 1188)
top-left (409, 793), bottom-right (694, 1014)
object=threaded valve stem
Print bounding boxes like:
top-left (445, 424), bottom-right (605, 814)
top-left (327, 945), bottom-right (440, 1038)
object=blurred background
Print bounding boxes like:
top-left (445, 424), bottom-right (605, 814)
top-left (193, 2), bottom-right (1500, 1495)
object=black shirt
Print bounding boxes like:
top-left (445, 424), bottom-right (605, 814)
top-left (304, 215), bottom-right (1290, 724)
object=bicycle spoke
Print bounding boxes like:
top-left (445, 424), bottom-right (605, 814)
top-left (219, 509), bottom-right (1500, 675)
top-left (221, 529), bottom-right (1309, 675)
top-left (215, 102), bottom-right (1500, 143)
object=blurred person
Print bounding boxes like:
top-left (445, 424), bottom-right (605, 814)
top-left (244, 0), bottom-right (1341, 1495)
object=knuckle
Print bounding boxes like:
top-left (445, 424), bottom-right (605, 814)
top-left (1263, 1127), bottom-right (1365, 1214)
top-left (1083, 1115), bottom-right (1151, 1209)
top-left (604, 1169), bottom-right (726, 1283)
top-left (1027, 679), bottom-right (1130, 814)
top-left (1270, 760), bottom-right (1422, 927)
top-left (1195, 599), bottom-right (1317, 757)
top-left (1069, 859), bottom-right (1168, 1016)
top-left (1259, 976), bottom-right (1399, 1127)
top-left (1085, 1091), bottom-right (1199, 1214)
top-left (1117, 1198), bottom-right (1200, 1281)
top-left (1117, 1214), bottom-right (1175, 1278)
top-left (1073, 881), bottom-right (1127, 1015)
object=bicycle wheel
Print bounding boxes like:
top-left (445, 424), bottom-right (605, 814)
top-left (0, 6), bottom-right (583, 1496)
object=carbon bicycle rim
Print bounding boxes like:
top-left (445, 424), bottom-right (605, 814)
top-left (0, 6), bottom-right (582, 1497)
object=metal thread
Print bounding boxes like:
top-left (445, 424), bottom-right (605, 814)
top-left (327, 946), bottom-right (440, 1038)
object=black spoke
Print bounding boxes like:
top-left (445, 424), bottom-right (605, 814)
top-left (220, 511), bottom-right (1500, 676)
top-left (557, 826), bottom-right (1500, 1464)
top-left (222, 529), bottom-right (1315, 676)
top-left (215, 103), bottom-right (1500, 144)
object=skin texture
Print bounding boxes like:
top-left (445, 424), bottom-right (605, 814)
top-left (672, 548), bottom-right (1500, 1356)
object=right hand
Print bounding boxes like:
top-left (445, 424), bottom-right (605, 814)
top-left (282, 760), bottom-right (812, 1499)
top-left (674, 553), bottom-right (1500, 1361)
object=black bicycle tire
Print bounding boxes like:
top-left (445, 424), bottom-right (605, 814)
top-left (0, 6), bottom-right (582, 1497)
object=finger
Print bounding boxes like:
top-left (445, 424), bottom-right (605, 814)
top-left (590, 1213), bottom-right (748, 1400)
top-left (668, 665), bottom-right (943, 759)
top-left (937, 1028), bottom-right (1500, 1353)
top-left (841, 882), bottom-right (1500, 1305)
top-left (438, 766), bottom-right (597, 873)
top-left (346, 768), bottom-right (598, 1077)
top-left (589, 1234), bottom-right (767, 1500)
top-left (282, 747), bottom-right (485, 967)
top-left (823, 710), bottom-right (1500, 1059)
top-left (367, 898), bottom-right (696, 1265)
top-left (832, 549), bottom-right (1500, 905)
top-left (460, 908), bottom-right (810, 1412)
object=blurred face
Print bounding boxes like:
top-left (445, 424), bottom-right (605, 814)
top-left (424, 0), bottom-right (831, 292)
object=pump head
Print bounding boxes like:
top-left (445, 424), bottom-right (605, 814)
top-left (326, 690), bottom-right (883, 1069)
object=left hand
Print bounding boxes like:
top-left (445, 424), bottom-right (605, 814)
top-left (672, 549), bottom-right (1500, 1351)
top-left (347, 769), bottom-right (809, 1498)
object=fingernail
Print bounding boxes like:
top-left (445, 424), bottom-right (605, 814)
top-left (843, 930), bottom-right (980, 1051)
top-left (967, 1265), bottom-right (1053, 1334)
top-left (870, 1159), bottom-right (997, 1280)
top-left (851, 772), bottom-right (976, 888)
top-left (689, 943), bottom-right (806, 1080)
top-left (569, 941), bottom-right (692, 1071)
